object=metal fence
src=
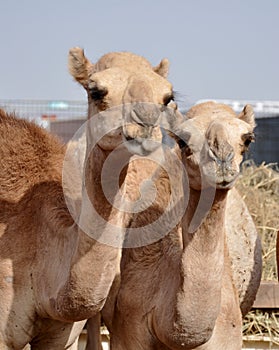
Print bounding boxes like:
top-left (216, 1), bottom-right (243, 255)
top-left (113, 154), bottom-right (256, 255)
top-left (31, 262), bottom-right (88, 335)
top-left (0, 99), bottom-right (87, 142)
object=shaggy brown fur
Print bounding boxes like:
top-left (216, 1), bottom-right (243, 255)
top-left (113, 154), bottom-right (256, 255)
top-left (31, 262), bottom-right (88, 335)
top-left (0, 110), bottom-right (84, 349)
top-left (0, 110), bottom-right (64, 202)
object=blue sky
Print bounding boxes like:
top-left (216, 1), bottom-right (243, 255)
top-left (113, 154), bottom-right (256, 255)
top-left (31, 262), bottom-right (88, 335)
top-left (0, 0), bottom-right (278, 108)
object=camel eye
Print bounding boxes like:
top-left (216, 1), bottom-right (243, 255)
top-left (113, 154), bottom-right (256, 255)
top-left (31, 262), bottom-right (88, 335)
top-left (177, 138), bottom-right (192, 157)
top-left (242, 132), bottom-right (255, 147)
top-left (244, 139), bottom-right (251, 147)
top-left (89, 86), bottom-right (108, 101)
top-left (163, 93), bottom-right (175, 106)
top-left (241, 132), bottom-right (255, 154)
top-left (178, 138), bottom-right (187, 149)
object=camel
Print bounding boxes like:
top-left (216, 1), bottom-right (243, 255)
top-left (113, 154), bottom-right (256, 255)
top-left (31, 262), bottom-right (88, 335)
top-left (0, 48), bottom-right (176, 349)
top-left (109, 101), bottom-right (262, 350)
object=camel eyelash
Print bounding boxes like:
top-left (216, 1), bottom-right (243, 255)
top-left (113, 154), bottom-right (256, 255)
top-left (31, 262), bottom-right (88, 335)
top-left (240, 132), bottom-right (255, 154)
top-left (89, 86), bottom-right (108, 101)
top-left (163, 93), bottom-right (175, 106)
top-left (242, 132), bottom-right (255, 147)
top-left (177, 138), bottom-right (187, 149)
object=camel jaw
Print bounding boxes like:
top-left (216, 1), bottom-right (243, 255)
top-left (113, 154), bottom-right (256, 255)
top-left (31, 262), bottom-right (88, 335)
top-left (202, 170), bottom-right (239, 190)
top-left (215, 179), bottom-right (237, 189)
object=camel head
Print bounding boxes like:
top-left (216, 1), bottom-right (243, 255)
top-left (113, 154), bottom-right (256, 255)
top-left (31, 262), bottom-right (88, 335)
top-left (68, 47), bottom-right (176, 155)
top-left (176, 102), bottom-right (255, 190)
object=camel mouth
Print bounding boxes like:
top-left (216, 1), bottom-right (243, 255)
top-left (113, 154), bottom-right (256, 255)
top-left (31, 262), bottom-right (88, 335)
top-left (122, 122), bottom-right (163, 156)
top-left (216, 180), bottom-right (235, 189)
top-left (214, 172), bottom-right (239, 189)
top-left (122, 133), bottom-right (161, 156)
top-left (201, 169), bottom-right (239, 190)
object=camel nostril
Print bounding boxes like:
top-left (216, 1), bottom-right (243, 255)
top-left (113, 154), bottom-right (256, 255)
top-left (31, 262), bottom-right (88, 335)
top-left (208, 149), bottom-right (217, 161)
top-left (132, 103), bottom-right (160, 126)
top-left (209, 143), bottom-right (234, 164)
top-left (125, 135), bottom-right (134, 142)
top-left (226, 151), bottom-right (234, 162)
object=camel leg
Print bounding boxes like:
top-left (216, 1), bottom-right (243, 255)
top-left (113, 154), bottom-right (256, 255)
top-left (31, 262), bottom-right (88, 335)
top-left (110, 314), bottom-right (155, 350)
top-left (28, 320), bottom-right (85, 350)
top-left (85, 314), bottom-right (103, 350)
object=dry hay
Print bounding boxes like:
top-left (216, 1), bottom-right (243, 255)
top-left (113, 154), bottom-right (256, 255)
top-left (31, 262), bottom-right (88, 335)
top-left (243, 310), bottom-right (279, 344)
top-left (236, 160), bottom-right (279, 341)
top-left (236, 160), bottom-right (279, 281)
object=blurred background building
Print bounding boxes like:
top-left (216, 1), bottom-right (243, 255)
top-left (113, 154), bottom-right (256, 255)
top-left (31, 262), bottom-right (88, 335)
top-left (0, 99), bottom-right (87, 143)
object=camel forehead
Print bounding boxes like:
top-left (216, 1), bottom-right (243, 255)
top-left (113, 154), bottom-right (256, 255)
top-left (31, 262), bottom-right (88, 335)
top-left (91, 66), bottom-right (170, 85)
top-left (187, 101), bottom-right (236, 119)
top-left (95, 52), bottom-right (152, 71)
top-left (188, 115), bottom-right (252, 143)
top-left (90, 67), bottom-right (172, 99)
top-left (89, 68), bottom-right (130, 90)
top-left (187, 102), bottom-right (250, 133)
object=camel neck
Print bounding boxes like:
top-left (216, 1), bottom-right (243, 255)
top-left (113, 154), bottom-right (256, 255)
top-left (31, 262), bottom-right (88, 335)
top-left (49, 144), bottom-right (127, 321)
top-left (182, 187), bottom-right (228, 242)
top-left (82, 144), bottom-right (129, 228)
top-left (174, 187), bottom-right (228, 346)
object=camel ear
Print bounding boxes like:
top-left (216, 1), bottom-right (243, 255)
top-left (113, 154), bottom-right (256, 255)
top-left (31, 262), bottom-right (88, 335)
top-left (68, 47), bottom-right (94, 88)
top-left (238, 104), bottom-right (256, 129)
top-left (153, 58), bottom-right (169, 78)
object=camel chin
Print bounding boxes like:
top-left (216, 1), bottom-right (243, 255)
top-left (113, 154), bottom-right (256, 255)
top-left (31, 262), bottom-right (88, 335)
top-left (122, 136), bottom-right (161, 156)
top-left (122, 121), bottom-right (163, 155)
top-left (202, 171), bottom-right (239, 190)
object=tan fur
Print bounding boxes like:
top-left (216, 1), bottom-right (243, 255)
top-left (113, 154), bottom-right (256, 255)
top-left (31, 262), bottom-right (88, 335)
top-left (109, 102), bottom-right (261, 350)
top-left (186, 102), bottom-right (262, 315)
top-left (0, 49), bottom-right (175, 349)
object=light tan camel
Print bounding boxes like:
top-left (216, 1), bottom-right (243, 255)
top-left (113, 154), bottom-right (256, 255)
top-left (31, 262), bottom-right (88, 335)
top-left (186, 103), bottom-right (262, 316)
top-left (109, 102), bottom-right (261, 350)
top-left (0, 48), bottom-right (175, 349)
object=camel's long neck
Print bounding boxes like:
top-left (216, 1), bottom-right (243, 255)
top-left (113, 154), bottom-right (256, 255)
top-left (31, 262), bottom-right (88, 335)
top-left (176, 187), bottom-right (227, 345)
top-left (51, 143), bottom-right (128, 321)
top-left (84, 144), bottom-right (128, 226)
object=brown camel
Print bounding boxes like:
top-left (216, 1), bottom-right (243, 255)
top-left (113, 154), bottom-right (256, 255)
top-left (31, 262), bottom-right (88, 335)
top-left (0, 48), bottom-right (176, 349)
top-left (109, 102), bottom-right (261, 350)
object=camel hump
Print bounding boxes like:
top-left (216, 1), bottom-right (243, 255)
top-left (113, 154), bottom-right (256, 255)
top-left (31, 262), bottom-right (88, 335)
top-left (0, 109), bottom-right (64, 202)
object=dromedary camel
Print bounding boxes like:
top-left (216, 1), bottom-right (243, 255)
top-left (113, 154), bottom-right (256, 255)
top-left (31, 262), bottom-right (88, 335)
top-left (109, 101), bottom-right (262, 350)
top-left (0, 48), bottom-right (176, 349)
